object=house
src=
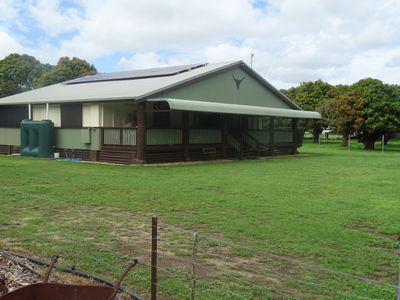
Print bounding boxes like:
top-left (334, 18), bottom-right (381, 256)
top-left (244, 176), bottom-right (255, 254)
top-left (0, 61), bottom-right (321, 164)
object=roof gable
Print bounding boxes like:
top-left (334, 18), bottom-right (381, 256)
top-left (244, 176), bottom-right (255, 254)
top-left (156, 64), bottom-right (297, 109)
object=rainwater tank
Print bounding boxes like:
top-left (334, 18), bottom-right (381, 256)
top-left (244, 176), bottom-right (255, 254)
top-left (20, 120), bottom-right (54, 157)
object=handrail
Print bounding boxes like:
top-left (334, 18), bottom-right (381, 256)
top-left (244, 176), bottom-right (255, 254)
top-left (242, 132), bottom-right (259, 151)
top-left (244, 132), bottom-right (259, 147)
top-left (102, 126), bottom-right (137, 129)
top-left (242, 132), bottom-right (263, 156)
top-left (226, 133), bottom-right (240, 152)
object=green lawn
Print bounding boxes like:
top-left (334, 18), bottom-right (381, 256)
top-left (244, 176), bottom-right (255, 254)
top-left (0, 138), bottom-right (399, 299)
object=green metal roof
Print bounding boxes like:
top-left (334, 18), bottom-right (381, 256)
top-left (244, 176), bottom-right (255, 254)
top-left (148, 98), bottom-right (321, 119)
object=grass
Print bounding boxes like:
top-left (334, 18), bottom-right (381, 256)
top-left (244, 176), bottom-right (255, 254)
top-left (0, 137), bottom-right (399, 299)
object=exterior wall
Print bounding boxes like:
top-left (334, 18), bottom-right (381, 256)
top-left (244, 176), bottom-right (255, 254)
top-left (162, 66), bottom-right (293, 109)
top-left (32, 104), bottom-right (61, 126)
top-left (55, 128), bottom-right (102, 151)
top-left (0, 128), bottom-right (20, 146)
top-left (0, 128), bottom-right (100, 150)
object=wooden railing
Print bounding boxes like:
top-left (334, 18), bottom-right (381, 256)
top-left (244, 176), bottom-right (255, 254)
top-left (103, 128), bottom-right (136, 145)
top-left (189, 129), bottom-right (221, 144)
top-left (275, 128), bottom-right (293, 143)
top-left (248, 130), bottom-right (270, 144)
top-left (102, 127), bottom-right (295, 147)
top-left (226, 134), bottom-right (240, 152)
top-left (242, 133), bottom-right (259, 152)
top-left (146, 129), bottom-right (182, 145)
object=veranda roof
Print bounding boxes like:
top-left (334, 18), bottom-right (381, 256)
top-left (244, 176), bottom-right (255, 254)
top-left (148, 98), bottom-right (321, 119)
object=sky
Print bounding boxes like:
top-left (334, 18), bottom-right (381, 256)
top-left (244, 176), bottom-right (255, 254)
top-left (0, 0), bottom-right (400, 89)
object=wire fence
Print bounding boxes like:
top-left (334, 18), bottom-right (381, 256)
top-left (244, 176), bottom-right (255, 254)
top-left (0, 185), bottom-right (399, 299)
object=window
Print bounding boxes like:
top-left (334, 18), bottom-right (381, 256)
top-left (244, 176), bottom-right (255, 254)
top-left (61, 103), bottom-right (82, 127)
top-left (0, 105), bottom-right (28, 127)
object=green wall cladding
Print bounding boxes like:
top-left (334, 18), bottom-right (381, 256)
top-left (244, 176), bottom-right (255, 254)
top-left (54, 128), bottom-right (101, 151)
top-left (0, 128), bottom-right (20, 146)
top-left (20, 120), bottom-right (54, 157)
top-left (0, 127), bottom-right (102, 151)
top-left (162, 67), bottom-right (293, 109)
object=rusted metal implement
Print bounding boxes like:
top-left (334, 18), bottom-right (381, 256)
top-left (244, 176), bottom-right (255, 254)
top-left (0, 275), bottom-right (8, 295)
top-left (0, 255), bottom-right (138, 300)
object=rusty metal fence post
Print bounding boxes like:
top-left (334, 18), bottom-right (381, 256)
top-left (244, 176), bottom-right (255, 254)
top-left (396, 261), bottom-right (400, 300)
top-left (151, 217), bottom-right (158, 300)
top-left (190, 232), bottom-right (199, 300)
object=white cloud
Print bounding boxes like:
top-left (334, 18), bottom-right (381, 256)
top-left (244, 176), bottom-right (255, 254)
top-left (204, 43), bottom-right (255, 65)
top-left (0, 26), bottom-right (25, 57)
top-left (343, 47), bottom-right (400, 84)
top-left (29, 0), bottom-right (83, 37)
top-left (60, 0), bottom-right (260, 58)
top-left (0, 0), bottom-right (27, 30)
top-left (117, 52), bottom-right (181, 70)
top-left (0, 0), bottom-right (400, 88)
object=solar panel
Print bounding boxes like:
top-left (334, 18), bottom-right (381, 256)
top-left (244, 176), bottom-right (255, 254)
top-left (65, 63), bottom-right (207, 85)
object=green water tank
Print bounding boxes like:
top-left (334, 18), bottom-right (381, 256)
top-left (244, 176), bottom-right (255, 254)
top-left (20, 120), bottom-right (54, 157)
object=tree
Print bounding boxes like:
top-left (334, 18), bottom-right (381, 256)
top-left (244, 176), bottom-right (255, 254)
top-left (283, 80), bottom-right (338, 143)
top-left (352, 78), bottom-right (400, 150)
top-left (334, 91), bottom-right (364, 147)
top-left (35, 57), bottom-right (97, 87)
top-left (0, 54), bottom-right (41, 97)
top-left (0, 54), bottom-right (97, 97)
top-left (30, 63), bottom-right (54, 88)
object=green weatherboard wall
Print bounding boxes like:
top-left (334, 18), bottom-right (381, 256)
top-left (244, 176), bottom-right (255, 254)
top-left (0, 127), bottom-right (101, 151)
top-left (54, 128), bottom-right (101, 151)
top-left (0, 128), bottom-right (20, 146)
top-left (162, 67), bottom-right (293, 109)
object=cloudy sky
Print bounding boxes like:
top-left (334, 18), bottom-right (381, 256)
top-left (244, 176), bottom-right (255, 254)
top-left (1, 0), bottom-right (399, 88)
